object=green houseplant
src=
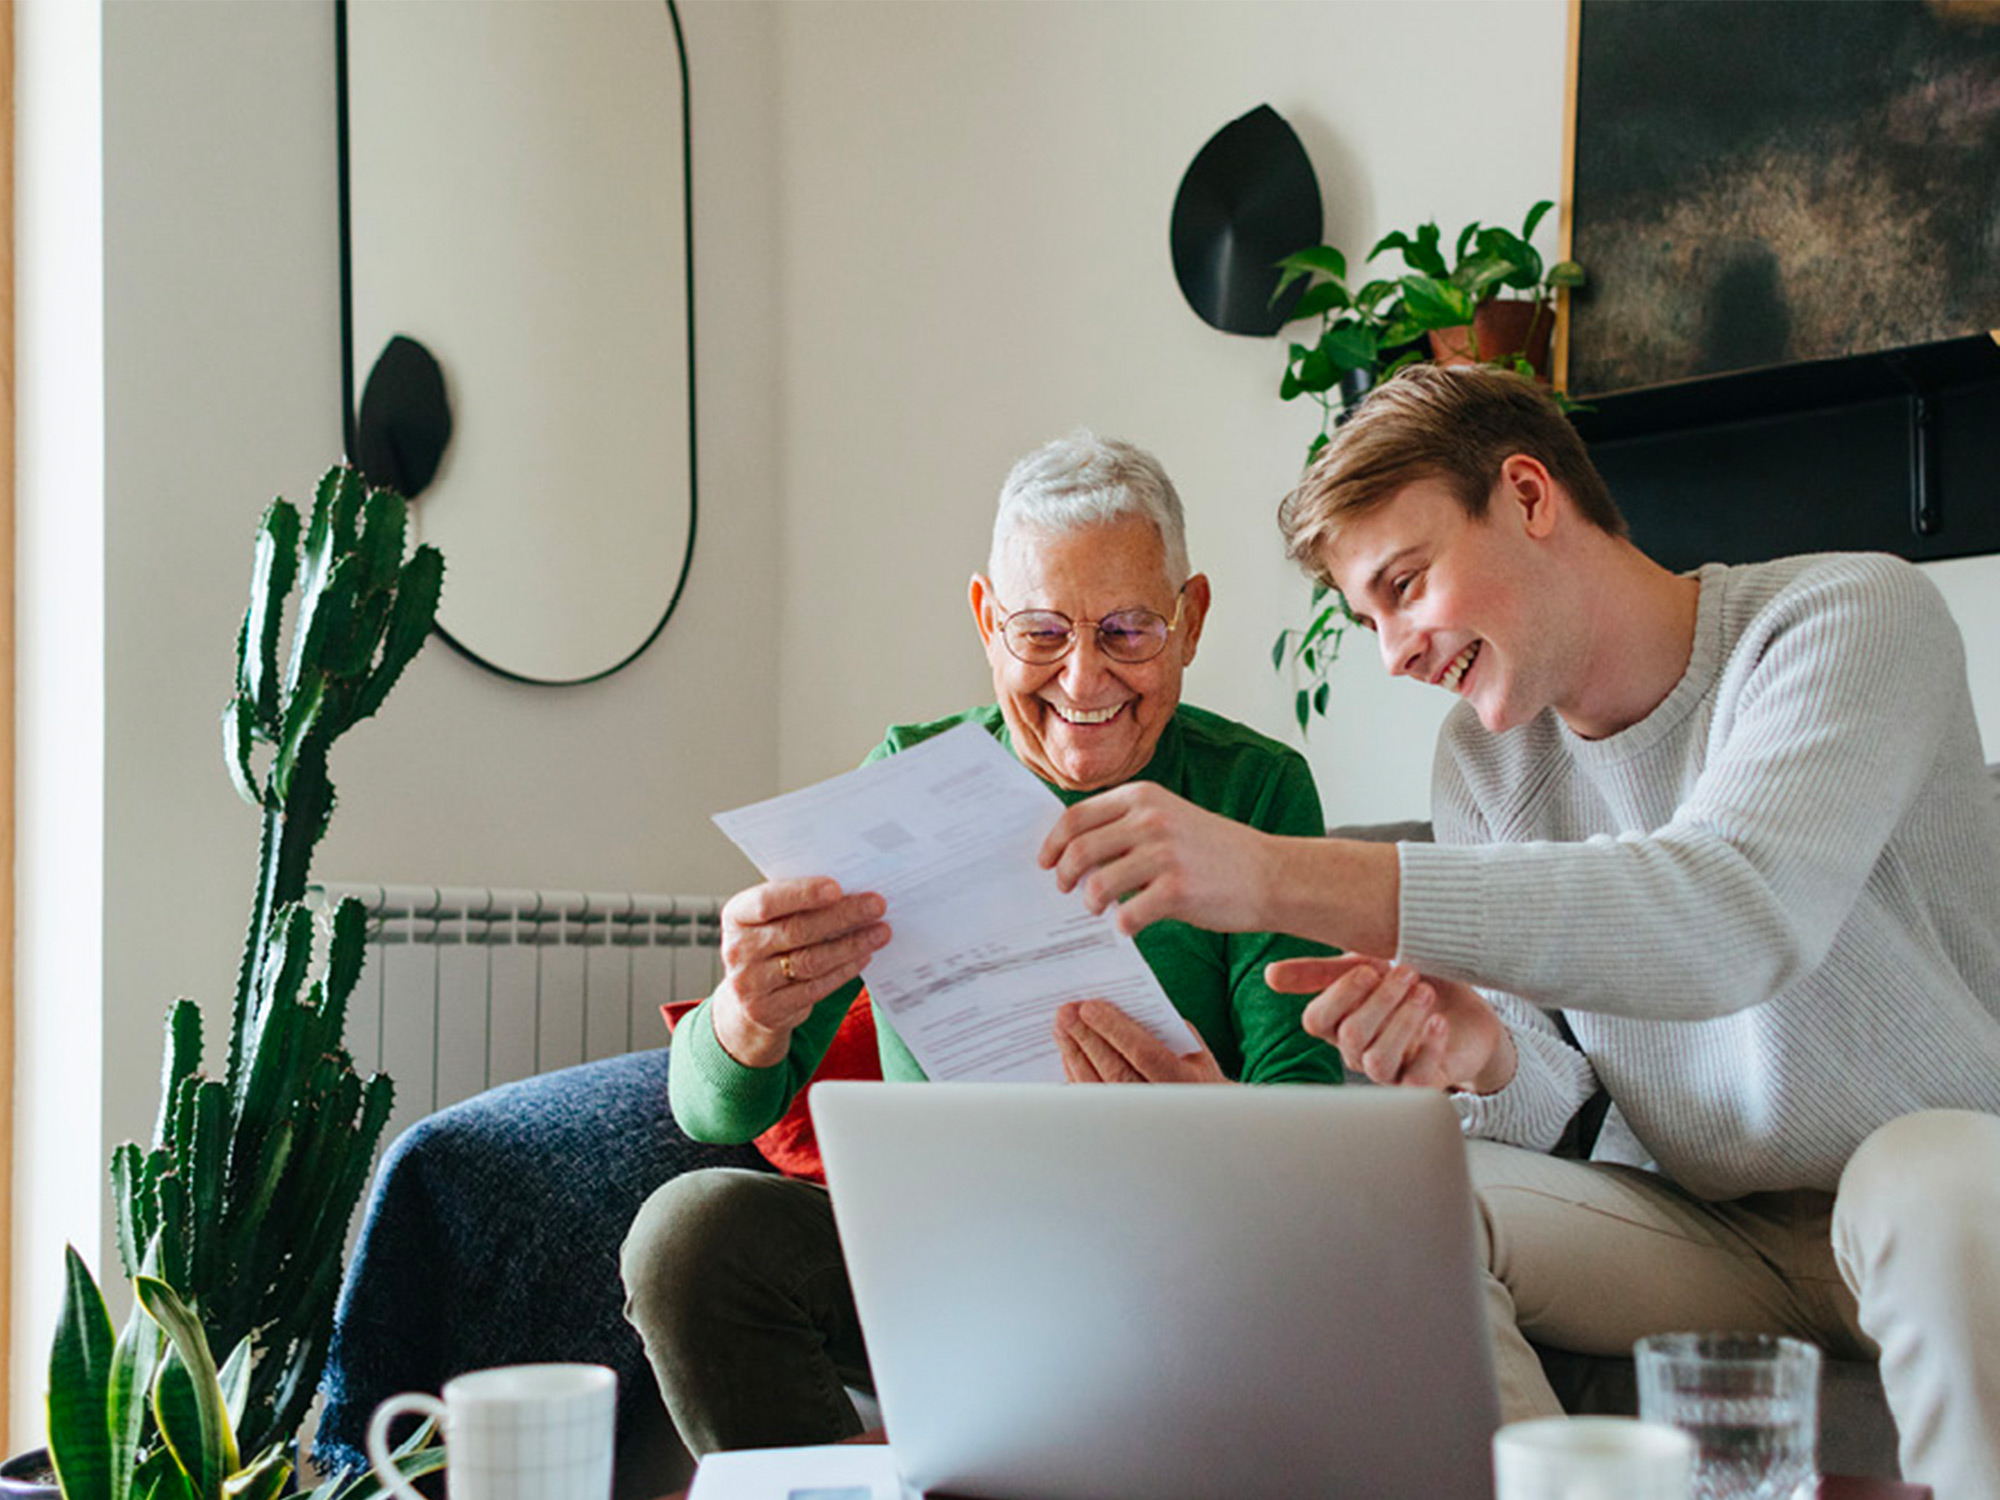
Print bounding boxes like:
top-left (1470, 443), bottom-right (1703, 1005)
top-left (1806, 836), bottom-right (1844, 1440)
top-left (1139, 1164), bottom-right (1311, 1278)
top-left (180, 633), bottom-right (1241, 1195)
top-left (1369, 199), bottom-right (1584, 376)
top-left (22, 467), bottom-right (446, 1500)
top-left (1265, 201), bottom-right (1584, 731)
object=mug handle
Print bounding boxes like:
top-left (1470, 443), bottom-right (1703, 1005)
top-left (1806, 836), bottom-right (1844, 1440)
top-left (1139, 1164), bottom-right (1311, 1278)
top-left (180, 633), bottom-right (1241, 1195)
top-left (367, 1391), bottom-right (447, 1500)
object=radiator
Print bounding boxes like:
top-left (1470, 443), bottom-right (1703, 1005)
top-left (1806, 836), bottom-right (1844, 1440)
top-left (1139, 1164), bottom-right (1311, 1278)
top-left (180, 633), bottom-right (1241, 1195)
top-left (310, 883), bottom-right (724, 1141)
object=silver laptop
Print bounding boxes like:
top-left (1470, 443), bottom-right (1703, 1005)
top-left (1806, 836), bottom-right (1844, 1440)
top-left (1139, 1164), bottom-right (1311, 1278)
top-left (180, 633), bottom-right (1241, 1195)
top-left (811, 1081), bottom-right (1500, 1500)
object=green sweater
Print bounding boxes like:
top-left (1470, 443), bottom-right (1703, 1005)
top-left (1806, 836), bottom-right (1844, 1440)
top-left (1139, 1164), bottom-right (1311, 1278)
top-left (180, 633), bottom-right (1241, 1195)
top-left (671, 703), bottom-right (1342, 1141)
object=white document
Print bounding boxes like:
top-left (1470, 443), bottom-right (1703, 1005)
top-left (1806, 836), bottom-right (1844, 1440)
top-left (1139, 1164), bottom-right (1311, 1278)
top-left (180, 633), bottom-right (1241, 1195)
top-left (713, 723), bottom-right (1198, 1082)
top-left (687, 1442), bottom-right (915, 1500)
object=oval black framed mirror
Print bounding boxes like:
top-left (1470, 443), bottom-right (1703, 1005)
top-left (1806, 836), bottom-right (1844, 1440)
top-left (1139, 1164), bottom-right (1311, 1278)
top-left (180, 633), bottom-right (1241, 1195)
top-left (336, 0), bottom-right (696, 686)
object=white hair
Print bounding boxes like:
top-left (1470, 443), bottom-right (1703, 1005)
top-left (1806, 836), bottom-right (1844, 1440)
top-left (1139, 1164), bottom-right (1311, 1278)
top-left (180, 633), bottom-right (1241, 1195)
top-left (988, 431), bottom-right (1191, 588)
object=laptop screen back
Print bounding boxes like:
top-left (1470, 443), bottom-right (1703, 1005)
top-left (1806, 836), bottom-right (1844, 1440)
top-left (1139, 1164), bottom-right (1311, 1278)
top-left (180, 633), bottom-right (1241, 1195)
top-left (812, 1081), bottom-right (1500, 1500)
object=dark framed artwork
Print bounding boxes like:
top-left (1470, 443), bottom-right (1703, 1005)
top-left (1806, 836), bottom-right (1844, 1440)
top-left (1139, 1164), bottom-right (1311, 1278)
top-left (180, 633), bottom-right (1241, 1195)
top-left (1564, 0), bottom-right (2000, 399)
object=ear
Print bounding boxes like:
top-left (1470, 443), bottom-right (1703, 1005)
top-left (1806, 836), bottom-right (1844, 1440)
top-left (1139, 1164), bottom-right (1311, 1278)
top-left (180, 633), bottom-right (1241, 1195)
top-left (1498, 454), bottom-right (1561, 541)
top-left (969, 574), bottom-right (1000, 648)
top-left (1176, 574), bottom-right (1213, 664)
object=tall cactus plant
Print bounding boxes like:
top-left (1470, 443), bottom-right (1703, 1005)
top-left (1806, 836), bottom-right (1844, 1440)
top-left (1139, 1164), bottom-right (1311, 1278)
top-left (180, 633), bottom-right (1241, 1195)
top-left (105, 466), bottom-right (443, 1460)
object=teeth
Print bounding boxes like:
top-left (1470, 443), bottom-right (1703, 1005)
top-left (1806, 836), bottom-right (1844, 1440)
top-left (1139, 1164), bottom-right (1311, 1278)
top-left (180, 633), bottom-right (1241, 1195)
top-left (1054, 702), bottom-right (1122, 725)
top-left (1441, 641), bottom-right (1480, 692)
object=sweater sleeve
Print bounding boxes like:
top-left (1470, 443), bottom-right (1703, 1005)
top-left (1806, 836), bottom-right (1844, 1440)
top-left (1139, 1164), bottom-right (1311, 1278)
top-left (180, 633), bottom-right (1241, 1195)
top-left (1399, 556), bottom-right (1968, 1023)
top-left (1225, 752), bottom-right (1346, 1086)
top-left (1424, 733), bottom-right (1601, 1148)
top-left (666, 977), bottom-right (862, 1142)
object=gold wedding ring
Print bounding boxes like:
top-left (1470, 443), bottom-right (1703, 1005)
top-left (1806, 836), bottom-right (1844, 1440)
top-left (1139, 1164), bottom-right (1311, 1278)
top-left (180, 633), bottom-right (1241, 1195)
top-left (780, 952), bottom-right (797, 983)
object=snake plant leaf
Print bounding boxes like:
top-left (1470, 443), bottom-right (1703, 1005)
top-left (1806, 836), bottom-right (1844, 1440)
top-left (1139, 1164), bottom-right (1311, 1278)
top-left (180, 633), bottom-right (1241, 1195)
top-left (109, 1292), bottom-right (168, 1500)
top-left (349, 544), bottom-right (443, 725)
top-left (242, 500), bottom-right (301, 728)
top-left (152, 1352), bottom-right (219, 1500)
top-left (271, 670), bottom-right (327, 808)
top-left (215, 1336), bottom-right (253, 1435)
top-left (299, 1421), bottom-right (444, 1500)
top-left (48, 1246), bottom-right (116, 1500)
top-left (140, 1274), bottom-right (240, 1492)
top-left (223, 698), bottom-right (263, 810)
top-left (221, 1449), bottom-right (293, 1500)
top-left (133, 1445), bottom-right (194, 1500)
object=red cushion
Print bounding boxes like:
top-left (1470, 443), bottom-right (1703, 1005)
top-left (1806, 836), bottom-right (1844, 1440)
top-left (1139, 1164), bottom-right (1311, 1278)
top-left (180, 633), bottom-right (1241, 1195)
top-left (659, 988), bottom-right (882, 1185)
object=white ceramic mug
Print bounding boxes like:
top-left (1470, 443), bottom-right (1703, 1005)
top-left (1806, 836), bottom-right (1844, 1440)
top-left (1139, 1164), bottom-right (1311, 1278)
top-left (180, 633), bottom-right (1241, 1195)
top-left (367, 1362), bottom-right (616, 1500)
top-left (1494, 1416), bottom-right (1695, 1500)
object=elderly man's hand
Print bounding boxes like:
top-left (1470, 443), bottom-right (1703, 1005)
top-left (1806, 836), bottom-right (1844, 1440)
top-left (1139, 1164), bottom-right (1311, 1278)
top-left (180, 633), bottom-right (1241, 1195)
top-left (1266, 955), bottom-right (1515, 1093)
top-left (1053, 999), bottom-right (1229, 1084)
top-left (1039, 782), bottom-right (1271, 937)
top-left (711, 878), bottom-right (890, 1069)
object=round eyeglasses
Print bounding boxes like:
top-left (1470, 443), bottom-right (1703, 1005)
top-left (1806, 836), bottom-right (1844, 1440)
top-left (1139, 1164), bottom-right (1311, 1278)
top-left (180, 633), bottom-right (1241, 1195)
top-left (992, 589), bottom-right (1187, 665)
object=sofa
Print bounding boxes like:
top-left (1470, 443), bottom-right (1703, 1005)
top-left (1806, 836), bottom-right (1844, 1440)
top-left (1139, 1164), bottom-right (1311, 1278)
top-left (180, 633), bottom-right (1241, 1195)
top-left (321, 776), bottom-right (1991, 1492)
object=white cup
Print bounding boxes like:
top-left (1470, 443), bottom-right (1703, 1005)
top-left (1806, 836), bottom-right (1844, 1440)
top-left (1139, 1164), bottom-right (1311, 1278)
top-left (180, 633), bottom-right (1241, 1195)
top-left (1494, 1416), bottom-right (1695, 1500)
top-left (366, 1362), bottom-right (616, 1500)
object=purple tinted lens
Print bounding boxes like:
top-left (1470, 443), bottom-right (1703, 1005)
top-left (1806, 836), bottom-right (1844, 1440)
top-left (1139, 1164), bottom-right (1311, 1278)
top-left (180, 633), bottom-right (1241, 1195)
top-left (1006, 614), bottom-right (1074, 660)
top-left (1098, 611), bottom-right (1169, 660)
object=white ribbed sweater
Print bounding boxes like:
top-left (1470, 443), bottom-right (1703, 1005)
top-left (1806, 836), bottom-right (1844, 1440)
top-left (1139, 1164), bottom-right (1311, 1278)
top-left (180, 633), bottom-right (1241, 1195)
top-left (1397, 552), bottom-right (2000, 1199)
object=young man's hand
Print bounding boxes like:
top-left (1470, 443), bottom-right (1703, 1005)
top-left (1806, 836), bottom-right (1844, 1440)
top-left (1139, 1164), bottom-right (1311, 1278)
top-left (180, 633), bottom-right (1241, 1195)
top-left (1266, 955), bottom-right (1516, 1094)
top-left (1040, 783), bottom-right (1272, 936)
top-left (1053, 999), bottom-right (1228, 1084)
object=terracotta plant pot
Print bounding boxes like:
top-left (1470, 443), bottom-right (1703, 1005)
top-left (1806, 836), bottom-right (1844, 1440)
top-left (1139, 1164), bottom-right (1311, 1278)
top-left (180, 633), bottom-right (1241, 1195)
top-left (1427, 297), bottom-right (1555, 381)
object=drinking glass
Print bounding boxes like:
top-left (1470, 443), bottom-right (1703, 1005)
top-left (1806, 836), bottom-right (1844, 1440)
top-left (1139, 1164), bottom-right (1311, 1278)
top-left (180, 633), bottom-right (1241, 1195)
top-left (1634, 1332), bottom-right (1820, 1500)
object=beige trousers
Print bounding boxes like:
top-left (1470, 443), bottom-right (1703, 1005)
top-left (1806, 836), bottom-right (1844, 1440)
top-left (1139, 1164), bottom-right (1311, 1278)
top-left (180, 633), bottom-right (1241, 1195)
top-left (1471, 1109), bottom-right (2000, 1500)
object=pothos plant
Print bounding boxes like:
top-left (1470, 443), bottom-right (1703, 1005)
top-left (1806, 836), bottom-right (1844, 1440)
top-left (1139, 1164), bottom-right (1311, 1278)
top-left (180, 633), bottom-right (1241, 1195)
top-left (1265, 200), bottom-right (1584, 731)
top-left (41, 468), bottom-right (447, 1500)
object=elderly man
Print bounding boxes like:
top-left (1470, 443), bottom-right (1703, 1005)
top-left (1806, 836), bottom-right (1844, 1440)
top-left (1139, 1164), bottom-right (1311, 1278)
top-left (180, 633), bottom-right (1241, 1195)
top-left (621, 431), bottom-right (1341, 1455)
top-left (1041, 366), bottom-right (2000, 1497)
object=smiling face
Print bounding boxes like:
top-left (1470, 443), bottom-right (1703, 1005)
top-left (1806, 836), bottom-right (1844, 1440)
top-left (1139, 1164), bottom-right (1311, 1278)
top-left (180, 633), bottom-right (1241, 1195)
top-left (971, 516), bottom-right (1208, 791)
top-left (1322, 462), bottom-right (1569, 736)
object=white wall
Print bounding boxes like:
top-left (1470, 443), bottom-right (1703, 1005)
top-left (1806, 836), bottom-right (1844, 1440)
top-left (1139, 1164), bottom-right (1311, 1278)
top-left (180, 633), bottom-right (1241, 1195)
top-left (767, 0), bottom-right (2000, 815)
top-left (15, 0), bottom-right (785, 1442)
top-left (769, 0), bottom-right (1568, 815)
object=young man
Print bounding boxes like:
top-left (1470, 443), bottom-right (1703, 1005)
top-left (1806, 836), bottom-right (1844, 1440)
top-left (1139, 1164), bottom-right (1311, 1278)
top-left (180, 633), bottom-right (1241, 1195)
top-left (1041, 365), bottom-right (2000, 1497)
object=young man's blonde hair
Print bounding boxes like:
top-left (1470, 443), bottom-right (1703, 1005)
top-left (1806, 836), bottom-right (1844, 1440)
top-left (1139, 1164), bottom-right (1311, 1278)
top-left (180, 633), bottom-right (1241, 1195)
top-left (1277, 364), bottom-right (1627, 586)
